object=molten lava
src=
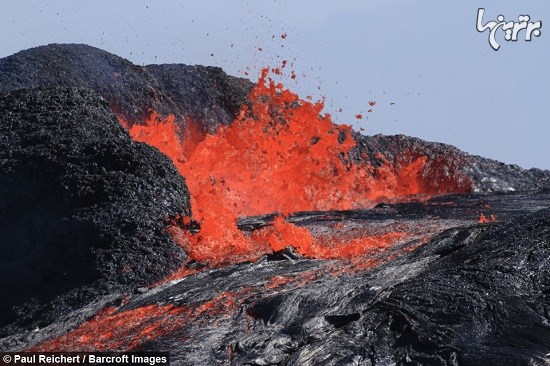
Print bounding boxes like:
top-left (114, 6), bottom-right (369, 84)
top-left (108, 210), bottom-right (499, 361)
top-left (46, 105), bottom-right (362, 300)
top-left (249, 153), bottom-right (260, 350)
top-left (122, 67), bottom-right (471, 266)
top-left (479, 213), bottom-right (497, 223)
top-left (251, 215), bottom-right (408, 260)
top-left (32, 292), bottom-right (245, 352)
top-left (32, 304), bottom-right (189, 351)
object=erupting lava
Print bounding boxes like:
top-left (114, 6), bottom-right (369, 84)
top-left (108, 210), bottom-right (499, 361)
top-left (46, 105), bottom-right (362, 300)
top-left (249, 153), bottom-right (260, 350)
top-left (122, 67), bottom-right (470, 266)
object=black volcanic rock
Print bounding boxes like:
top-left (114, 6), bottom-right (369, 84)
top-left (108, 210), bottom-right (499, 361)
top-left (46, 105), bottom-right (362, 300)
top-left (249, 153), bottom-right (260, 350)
top-left (0, 87), bottom-right (190, 334)
top-left (0, 43), bottom-right (252, 131)
top-left (355, 208), bottom-right (550, 365)
top-left (145, 64), bottom-right (252, 133)
top-left (289, 208), bottom-right (550, 365)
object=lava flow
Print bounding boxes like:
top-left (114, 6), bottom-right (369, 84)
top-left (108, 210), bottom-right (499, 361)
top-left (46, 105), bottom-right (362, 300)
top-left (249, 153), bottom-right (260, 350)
top-left (122, 67), bottom-right (470, 266)
top-left (32, 292), bottom-right (246, 352)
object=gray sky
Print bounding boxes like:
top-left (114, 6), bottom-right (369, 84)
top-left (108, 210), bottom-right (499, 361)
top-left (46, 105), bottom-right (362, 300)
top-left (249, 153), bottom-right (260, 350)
top-left (2, 0), bottom-right (549, 169)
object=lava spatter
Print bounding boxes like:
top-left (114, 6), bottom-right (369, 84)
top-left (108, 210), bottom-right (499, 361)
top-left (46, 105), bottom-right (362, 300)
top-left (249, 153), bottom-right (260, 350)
top-left (122, 67), bottom-right (471, 266)
top-left (479, 213), bottom-right (497, 223)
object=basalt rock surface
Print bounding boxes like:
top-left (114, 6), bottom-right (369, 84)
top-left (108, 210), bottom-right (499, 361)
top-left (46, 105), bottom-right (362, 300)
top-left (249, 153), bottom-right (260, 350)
top-left (0, 87), bottom-right (190, 336)
top-left (0, 43), bottom-right (253, 132)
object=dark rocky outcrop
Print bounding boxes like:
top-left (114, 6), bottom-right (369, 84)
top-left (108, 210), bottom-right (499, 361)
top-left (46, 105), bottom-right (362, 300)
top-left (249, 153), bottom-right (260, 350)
top-left (354, 133), bottom-right (550, 194)
top-left (0, 87), bottom-right (190, 335)
top-left (145, 63), bottom-right (252, 133)
top-left (0, 43), bottom-right (252, 132)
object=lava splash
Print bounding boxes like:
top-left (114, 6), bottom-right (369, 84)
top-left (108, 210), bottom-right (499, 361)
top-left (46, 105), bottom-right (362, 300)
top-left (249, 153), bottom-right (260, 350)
top-left (123, 67), bottom-right (471, 265)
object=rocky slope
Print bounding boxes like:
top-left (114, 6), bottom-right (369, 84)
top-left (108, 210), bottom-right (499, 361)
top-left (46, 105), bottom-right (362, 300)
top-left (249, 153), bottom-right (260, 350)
top-left (353, 133), bottom-right (550, 194)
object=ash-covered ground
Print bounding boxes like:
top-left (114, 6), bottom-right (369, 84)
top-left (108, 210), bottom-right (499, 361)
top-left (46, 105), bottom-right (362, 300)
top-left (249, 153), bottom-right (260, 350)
top-left (1, 44), bottom-right (549, 365)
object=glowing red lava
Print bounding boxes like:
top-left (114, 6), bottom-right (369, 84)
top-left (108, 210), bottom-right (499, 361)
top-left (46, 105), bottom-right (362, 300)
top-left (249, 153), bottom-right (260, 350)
top-left (479, 213), bottom-right (497, 223)
top-left (32, 292), bottom-right (244, 352)
top-left (122, 67), bottom-right (471, 266)
top-left (31, 304), bottom-right (189, 351)
top-left (251, 215), bottom-right (409, 260)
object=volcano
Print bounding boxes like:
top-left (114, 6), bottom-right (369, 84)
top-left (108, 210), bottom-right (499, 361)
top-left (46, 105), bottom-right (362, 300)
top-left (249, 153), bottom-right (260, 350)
top-left (0, 44), bottom-right (549, 365)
